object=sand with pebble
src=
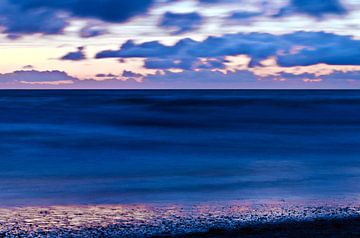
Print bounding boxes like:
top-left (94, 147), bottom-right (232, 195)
top-left (0, 199), bottom-right (359, 237)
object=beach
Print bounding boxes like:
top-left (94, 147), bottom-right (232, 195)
top-left (0, 199), bottom-right (359, 237)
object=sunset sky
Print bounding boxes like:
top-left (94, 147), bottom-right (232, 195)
top-left (0, 0), bottom-right (359, 89)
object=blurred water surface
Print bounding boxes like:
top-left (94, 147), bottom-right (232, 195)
top-left (0, 90), bottom-right (360, 206)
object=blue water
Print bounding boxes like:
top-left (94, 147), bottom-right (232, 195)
top-left (1, 90), bottom-right (360, 206)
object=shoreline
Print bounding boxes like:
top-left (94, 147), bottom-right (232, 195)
top-left (0, 199), bottom-right (359, 237)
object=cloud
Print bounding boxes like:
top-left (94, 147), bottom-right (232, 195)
top-left (272, 69), bottom-right (360, 88)
top-left (146, 67), bottom-right (360, 89)
top-left (0, 70), bottom-right (78, 85)
top-left (0, 0), bottom-right (156, 38)
top-left (7, 0), bottom-right (156, 22)
top-left (22, 65), bottom-right (34, 69)
top-left (0, 0), bottom-right (351, 39)
top-left (159, 12), bottom-right (204, 35)
top-left (144, 57), bottom-right (227, 70)
top-left (79, 23), bottom-right (108, 38)
top-left (144, 57), bottom-right (197, 70)
top-left (122, 70), bottom-right (143, 78)
top-left (0, 0), bottom-right (68, 37)
top-left (226, 11), bottom-right (263, 21)
top-left (196, 58), bottom-right (228, 69)
top-left (1, 67), bottom-right (360, 89)
top-left (198, 0), bottom-right (348, 19)
top-left (19, 80), bottom-right (74, 85)
top-left (96, 31), bottom-right (360, 68)
top-left (322, 70), bottom-right (360, 81)
top-left (155, 69), bottom-right (359, 88)
top-left (0, 69), bottom-right (141, 88)
top-left (96, 39), bottom-right (176, 58)
top-left (60, 47), bottom-right (86, 61)
top-left (276, 0), bottom-right (347, 18)
top-left (96, 73), bottom-right (117, 78)
top-left (148, 69), bottom-right (258, 84)
top-left (197, 0), bottom-right (239, 4)
top-left (277, 32), bottom-right (360, 67)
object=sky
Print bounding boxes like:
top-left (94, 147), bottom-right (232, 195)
top-left (0, 0), bottom-right (359, 89)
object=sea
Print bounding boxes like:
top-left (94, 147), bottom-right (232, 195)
top-left (0, 90), bottom-right (360, 207)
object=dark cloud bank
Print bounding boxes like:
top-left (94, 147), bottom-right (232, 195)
top-left (0, 0), bottom-right (351, 38)
top-left (96, 31), bottom-right (360, 68)
top-left (0, 0), bottom-right (156, 37)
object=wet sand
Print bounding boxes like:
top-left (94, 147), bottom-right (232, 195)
top-left (0, 199), bottom-right (359, 237)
